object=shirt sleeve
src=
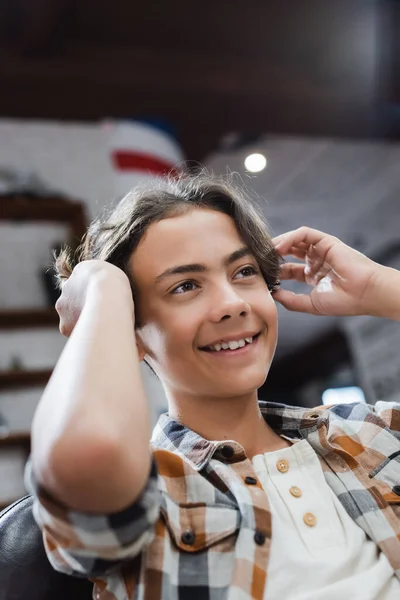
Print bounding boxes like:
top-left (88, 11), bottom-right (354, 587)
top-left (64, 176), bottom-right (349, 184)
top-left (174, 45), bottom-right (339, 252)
top-left (372, 401), bottom-right (400, 440)
top-left (24, 454), bottom-right (161, 578)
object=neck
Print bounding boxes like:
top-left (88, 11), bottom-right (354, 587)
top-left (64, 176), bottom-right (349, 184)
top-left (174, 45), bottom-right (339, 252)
top-left (166, 389), bottom-right (289, 459)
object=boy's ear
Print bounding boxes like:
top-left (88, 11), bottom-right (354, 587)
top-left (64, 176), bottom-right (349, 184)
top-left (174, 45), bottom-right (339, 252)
top-left (135, 331), bottom-right (147, 362)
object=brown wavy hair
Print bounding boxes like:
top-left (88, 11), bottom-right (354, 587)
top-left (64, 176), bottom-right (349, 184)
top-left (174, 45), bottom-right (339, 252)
top-left (55, 170), bottom-right (282, 302)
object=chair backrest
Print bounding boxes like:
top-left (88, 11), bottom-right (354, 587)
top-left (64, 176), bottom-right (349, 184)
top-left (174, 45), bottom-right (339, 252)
top-left (0, 495), bottom-right (93, 600)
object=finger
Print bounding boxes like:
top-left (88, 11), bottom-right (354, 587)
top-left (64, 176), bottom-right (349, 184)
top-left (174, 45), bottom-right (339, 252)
top-left (305, 243), bottom-right (331, 278)
top-left (279, 263), bottom-right (307, 283)
top-left (274, 243), bottom-right (307, 260)
top-left (59, 319), bottom-right (71, 337)
top-left (273, 226), bottom-right (341, 263)
top-left (291, 242), bottom-right (309, 251)
top-left (272, 227), bottom-right (328, 247)
top-left (55, 297), bottom-right (62, 316)
top-left (272, 289), bottom-right (319, 315)
top-left (280, 262), bottom-right (333, 287)
top-left (272, 233), bottom-right (310, 250)
top-left (287, 245), bottom-right (307, 260)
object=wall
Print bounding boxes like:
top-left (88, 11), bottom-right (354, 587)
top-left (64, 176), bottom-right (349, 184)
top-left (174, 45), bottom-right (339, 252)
top-left (0, 119), bottom-right (168, 506)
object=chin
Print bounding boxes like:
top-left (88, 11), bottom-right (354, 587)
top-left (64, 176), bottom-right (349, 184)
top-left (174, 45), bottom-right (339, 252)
top-left (222, 368), bottom-right (268, 397)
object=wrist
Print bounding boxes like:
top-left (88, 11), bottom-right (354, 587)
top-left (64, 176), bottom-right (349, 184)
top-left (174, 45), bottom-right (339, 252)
top-left (86, 268), bottom-right (135, 321)
top-left (366, 265), bottom-right (400, 320)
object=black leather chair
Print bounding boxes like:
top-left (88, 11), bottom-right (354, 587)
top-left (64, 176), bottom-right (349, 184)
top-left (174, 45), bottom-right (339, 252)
top-left (0, 495), bottom-right (93, 600)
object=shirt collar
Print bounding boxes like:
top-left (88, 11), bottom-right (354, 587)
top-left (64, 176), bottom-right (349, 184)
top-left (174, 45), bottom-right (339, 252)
top-left (151, 400), bottom-right (329, 471)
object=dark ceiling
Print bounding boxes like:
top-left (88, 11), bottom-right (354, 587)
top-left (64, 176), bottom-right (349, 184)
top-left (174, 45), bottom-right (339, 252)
top-left (1, 0), bottom-right (399, 160)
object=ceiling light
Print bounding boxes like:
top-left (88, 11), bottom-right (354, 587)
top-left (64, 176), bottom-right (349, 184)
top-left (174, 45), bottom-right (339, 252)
top-left (244, 153), bottom-right (267, 173)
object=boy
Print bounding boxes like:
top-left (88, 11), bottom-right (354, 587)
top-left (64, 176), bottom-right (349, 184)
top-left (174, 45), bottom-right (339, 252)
top-left (28, 173), bottom-right (400, 599)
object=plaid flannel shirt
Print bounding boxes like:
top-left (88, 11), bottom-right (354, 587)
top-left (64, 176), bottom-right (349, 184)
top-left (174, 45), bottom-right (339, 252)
top-left (26, 400), bottom-right (400, 599)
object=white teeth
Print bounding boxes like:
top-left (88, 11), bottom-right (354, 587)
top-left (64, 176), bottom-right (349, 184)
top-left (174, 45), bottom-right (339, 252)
top-left (208, 336), bottom-right (255, 352)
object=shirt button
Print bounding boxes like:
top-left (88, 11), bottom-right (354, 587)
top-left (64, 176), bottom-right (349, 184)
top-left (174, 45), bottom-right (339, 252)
top-left (254, 531), bottom-right (266, 545)
top-left (289, 486), bottom-right (302, 498)
top-left (244, 476), bottom-right (258, 485)
top-left (220, 445), bottom-right (234, 459)
top-left (276, 459), bottom-right (289, 473)
top-left (181, 531), bottom-right (196, 545)
top-left (303, 513), bottom-right (317, 527)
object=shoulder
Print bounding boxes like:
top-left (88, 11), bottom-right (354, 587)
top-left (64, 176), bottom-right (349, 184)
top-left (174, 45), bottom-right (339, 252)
top-left (325, 400), bottom-right (400, 429)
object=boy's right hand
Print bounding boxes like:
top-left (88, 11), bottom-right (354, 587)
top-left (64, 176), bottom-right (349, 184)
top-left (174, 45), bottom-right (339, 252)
top-left (55, 261), bottom-right (132, 337)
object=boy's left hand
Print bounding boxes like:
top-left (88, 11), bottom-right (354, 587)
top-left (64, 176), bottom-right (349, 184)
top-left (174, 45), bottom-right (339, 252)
top-left (272, 226), bottom-right (381, 317)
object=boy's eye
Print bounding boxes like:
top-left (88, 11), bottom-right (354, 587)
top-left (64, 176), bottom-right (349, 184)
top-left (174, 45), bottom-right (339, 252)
top-left (235, 265), bottom-right (258, 278)
top-left (171, 266), bottom-right (259, 295)
top-left (171, 281), bottom-right (198, 295)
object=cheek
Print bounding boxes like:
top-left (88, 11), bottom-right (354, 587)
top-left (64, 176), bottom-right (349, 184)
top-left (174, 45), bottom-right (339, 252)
top-left (143, 310), bottom-right (198, 360)
top-left (268, 306), bottom-right (278, 336)
top-left (252, 287), bottom-right (277, 318)
top-left (266, 296), bottom-right (278, 321)
top-left (163, 314), bottom-right (198, 353)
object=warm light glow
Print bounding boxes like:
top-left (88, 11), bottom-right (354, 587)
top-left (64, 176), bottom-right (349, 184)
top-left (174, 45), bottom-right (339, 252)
top-left (244, 153), bottom-right (267, 173)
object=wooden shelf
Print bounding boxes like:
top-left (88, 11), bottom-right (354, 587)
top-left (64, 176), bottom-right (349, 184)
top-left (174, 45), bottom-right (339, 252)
top-left (0, 369), bottom-right (52, 390)
top-left (0, 308), bottom-right (59, 330)
top-left (1, 194), bottom-right (85, 222)
top-left (0, 193), bottom-right (87, 242)
top-left (0, 193), bottom-right (87, 513)
top-left (0, 432), bottom-right (30, 446)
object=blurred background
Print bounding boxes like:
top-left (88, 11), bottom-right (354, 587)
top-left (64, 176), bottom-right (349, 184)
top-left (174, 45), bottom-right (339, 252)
top-left (1, 0), bottom-right (400, 508)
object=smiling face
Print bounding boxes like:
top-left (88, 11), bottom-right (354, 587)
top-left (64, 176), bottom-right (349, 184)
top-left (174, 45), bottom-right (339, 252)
top-left (130, 207), bottom-right (278, 401)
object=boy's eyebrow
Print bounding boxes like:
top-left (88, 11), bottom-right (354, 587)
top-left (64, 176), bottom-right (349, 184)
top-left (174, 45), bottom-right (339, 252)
top-left (154, 247), bottom-right (253, 284)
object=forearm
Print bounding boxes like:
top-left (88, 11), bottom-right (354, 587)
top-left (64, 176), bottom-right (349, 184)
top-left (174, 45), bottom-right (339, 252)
top-left (31, 276), bottom-right (152, 512)
top-left (367, 265), bottom-right (400, 320)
